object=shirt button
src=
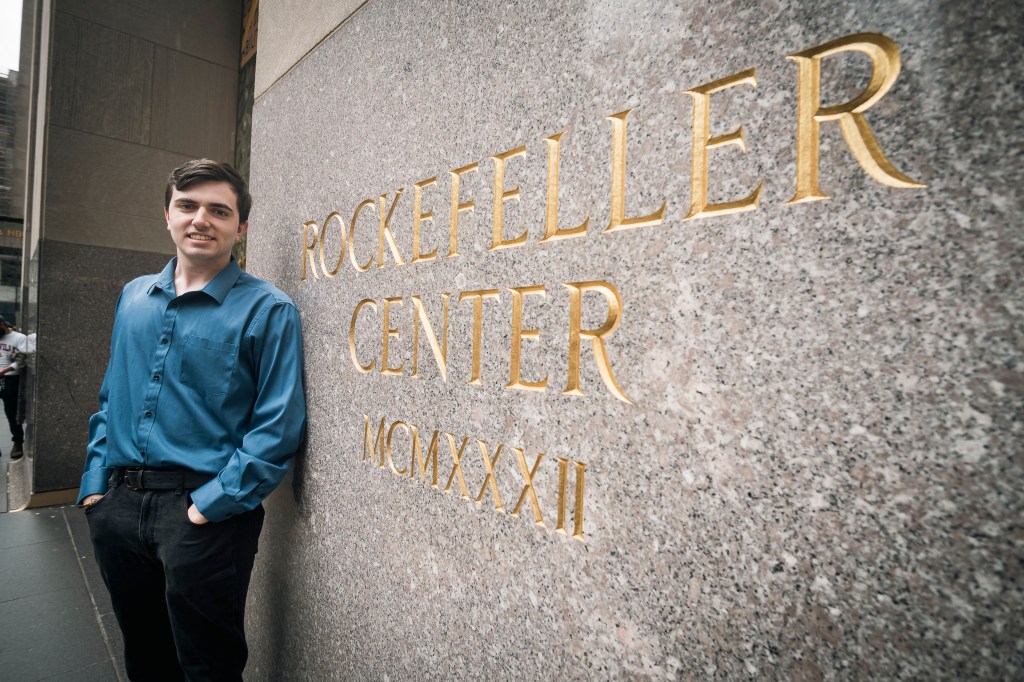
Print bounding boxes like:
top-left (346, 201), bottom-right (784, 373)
top-left (161, 338), bottom-right (168, 344)
top-left (153, 375), bottom-right (160, 381)
top-left (140, 450), bottom-right (145, 456)
top-left (145, 411), bottom-right (153, 418)
top-left (170, 303), bottom-right (178, 309)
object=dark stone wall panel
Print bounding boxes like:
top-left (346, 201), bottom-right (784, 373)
top-left (30, 240), bottom-right (170, 492)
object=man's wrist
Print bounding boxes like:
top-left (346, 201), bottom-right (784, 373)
top-left (79, 493), bottom-right (105, 508)
top-left (187, 503), bottom-right (209, 525)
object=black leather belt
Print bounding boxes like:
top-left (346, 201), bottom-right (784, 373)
top-left (114, 468), bottom-right (213, 492)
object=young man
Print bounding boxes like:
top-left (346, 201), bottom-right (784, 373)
top-left (77, 159), bottom-right (306, 681)
top-left (0, 316), bottom-right (27, 459)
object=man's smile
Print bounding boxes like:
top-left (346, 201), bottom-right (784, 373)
top-left (187, 233), bottom-right (214, 241)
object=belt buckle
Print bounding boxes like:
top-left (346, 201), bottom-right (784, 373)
top-left (125, 468), bottom-right (144, 491)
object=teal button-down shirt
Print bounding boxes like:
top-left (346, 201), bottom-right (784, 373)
top-left (77, 258), bottom-right (306, 522)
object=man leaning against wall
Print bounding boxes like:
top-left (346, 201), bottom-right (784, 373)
top-left (76, 159), bottom-right (306, 681)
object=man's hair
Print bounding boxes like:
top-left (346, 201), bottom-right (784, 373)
top-left (165, 159), bottom-right (252, 222)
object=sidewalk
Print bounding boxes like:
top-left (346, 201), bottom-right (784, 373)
top-left (0, 504), bottom-right (125, 681)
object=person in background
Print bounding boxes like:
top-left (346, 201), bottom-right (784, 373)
top-left (0, 316), bottom-right (27, 459)
top-left (76, 159), bottom-right (306, 681)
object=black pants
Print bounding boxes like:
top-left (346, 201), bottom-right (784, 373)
top-left (86, 484), bottom-right (265, 681)
top-left (1, 373), bottom-right (22, 445)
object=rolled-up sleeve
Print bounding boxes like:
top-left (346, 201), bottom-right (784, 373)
top-left (190, 301), bottom-right (306, 521)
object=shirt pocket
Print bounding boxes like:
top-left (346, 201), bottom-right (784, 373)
top-left (179, 333), bottom-right (238, 396)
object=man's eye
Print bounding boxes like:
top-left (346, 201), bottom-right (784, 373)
top-left (214, 209), bottom-right (229, 217)
top-left (179, 203), bottom-right (196, 210)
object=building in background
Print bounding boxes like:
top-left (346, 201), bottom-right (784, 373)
top-left (0, 69), bottom-right (23, 323)
top-left (0, 69), bottom-right (17, 217)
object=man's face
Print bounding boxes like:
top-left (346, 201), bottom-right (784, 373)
top-left (165, 181), bottom-right (248, 268)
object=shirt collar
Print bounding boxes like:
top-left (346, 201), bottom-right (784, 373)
top-left (149, 259), bottom-right (177, 295)
top-left (148, 257), bottom-right (242, 305)
top-left (203, 258), bottom-right (243, 304)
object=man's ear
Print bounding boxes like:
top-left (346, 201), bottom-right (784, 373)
top-left (238, 221), bottom-right (249, 237)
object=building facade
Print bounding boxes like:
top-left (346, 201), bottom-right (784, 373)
top-left (7, 0), bottom-right (1022, 678)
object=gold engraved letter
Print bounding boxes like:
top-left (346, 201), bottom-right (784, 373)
top-left (410, 426), bottom-right (440, 488)
top-left (507, 285), bottom-right (548, 392)
top-left (555, 457), bottom-right (569, 533)
top-left (302, 220), bottom-right (319, 281)
top-left (348, 199), bottom-right (376, 272)
top-left (685, 69), bottom-right (764, 220)
top-left (377, 189), bottom-right (407, 268)
top-left (349, 299), bottom-right (378, 373)
top-left (449, 162), bottom-right (478, 258)
top-left (604, 109), bottom-right (666, 233)
top-left (317, 211), bottom-right (347, 276)
top-left (541, 131), bottom-right (589, 242)
top-left (386, 421), bottom-right (411, 477)
top-left (412, 177), bottom-right (439, 264)
top-left (443, 433), bottom-right (471, 500)
top-left (362, 415), bottom-right (386, 466)
top-left (554, 458), bottom-right (587, 541)
top-left (411, 294), bottom-right (450, 382)
top-left (458, 289), bottom-right (500, 385)
top-left (563, 281), bottom-right (632, 404)
top-left (787, 32), bottom-right (926, 204)
top-left (572, 461), bottom-right (586, 540)
top-left (510, 448), bottom-right (545, 527)
top-left (489, 146), bottom-right (529, 251)
top-left (381, 296), bottom-right (405, 376)
top-left (474, 440), bottom-right (505, 512)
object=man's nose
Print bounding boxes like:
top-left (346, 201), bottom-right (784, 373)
top-left (192, 208), bottom-right (211, 226)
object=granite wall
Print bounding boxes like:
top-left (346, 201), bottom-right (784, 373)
top-left (244, 0), bottom-right (1022, 678)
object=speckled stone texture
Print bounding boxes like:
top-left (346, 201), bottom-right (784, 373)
top-left (244, 1), bottom-right (1022, 679)
top-left (31, 241), bottom-right (171, 492)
